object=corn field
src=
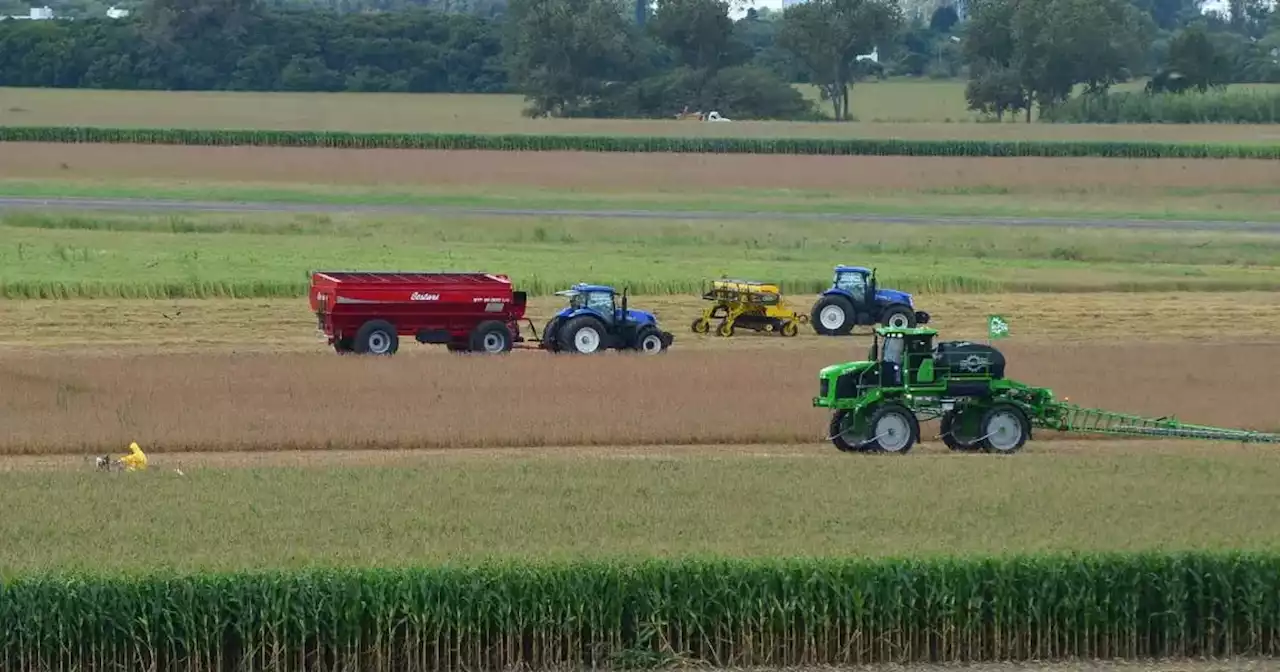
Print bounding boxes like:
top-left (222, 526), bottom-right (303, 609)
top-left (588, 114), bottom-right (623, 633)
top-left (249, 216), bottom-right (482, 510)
top-left (2, 552), bottom-right (1279, 672)
top-left (2, 126), bottom-right (1278, 159)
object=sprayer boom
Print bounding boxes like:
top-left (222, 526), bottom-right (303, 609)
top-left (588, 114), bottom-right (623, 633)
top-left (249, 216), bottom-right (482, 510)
top-left (1044, 403), bottom-right (1280, 444)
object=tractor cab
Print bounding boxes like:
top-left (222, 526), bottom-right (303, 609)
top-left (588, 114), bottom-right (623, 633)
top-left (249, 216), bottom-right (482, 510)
top-left (866, 326), bottom-right (940, 388)
top-left (833, 266), bottom-right (876, 309)
top-left (554, 283), bottom-right (652, 325)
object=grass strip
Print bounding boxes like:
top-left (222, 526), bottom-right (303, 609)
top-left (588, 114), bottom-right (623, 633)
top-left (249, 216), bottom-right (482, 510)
top-left (3, 551), bottom-right (1279, 668)
top-left (3, 126), bottom-right (1278, 158)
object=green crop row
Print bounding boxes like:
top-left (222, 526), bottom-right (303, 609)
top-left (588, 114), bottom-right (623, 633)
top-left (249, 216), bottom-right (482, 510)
top-left (2, 125), bottom-right (1278, 158)
top-left (3, 552), bottom-right (1280, 671)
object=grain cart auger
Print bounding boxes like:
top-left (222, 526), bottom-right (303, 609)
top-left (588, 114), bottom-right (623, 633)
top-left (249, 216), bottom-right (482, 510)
top-left (812, 326), bottom-right (1280, 454)
top-left (691, 278), bottom-right (809, 337)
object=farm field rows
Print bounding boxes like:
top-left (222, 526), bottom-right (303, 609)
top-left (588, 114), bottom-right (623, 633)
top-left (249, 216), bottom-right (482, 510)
top-left (4, 87), bottom-right (1280, 670)
top-left (3, 144), bottom-right (1279, 223)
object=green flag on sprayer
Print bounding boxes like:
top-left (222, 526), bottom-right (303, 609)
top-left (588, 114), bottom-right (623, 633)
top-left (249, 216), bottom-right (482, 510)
top-left (988, 315), bottom-right (1010, 340)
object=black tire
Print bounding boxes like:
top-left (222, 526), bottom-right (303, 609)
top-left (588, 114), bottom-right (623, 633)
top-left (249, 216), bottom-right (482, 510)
top-left (354, 319), bottom-right (398, 355)
top-left (811, 295), bottom-right (855, 336)
top-left (469, 320), bottom-right (513, 354)
top-left (863, 403), bottom-right (919, 454)
top-left (880, 305), bottom-right (916, 329)
top-left (541, 318), bottom-right (561, 352)
top-left (829, 410), bottom-right (865, 452)
top-left (979, 403), bottom-right (1030, 454)
top-left (333, 337), bottom-right (354, 354)
top-left (633, 325), bottom-right (667, 354)
top-left (940, 410), bottom-right (982, 452)
top-left (557, 315), bottom-right (608, 354)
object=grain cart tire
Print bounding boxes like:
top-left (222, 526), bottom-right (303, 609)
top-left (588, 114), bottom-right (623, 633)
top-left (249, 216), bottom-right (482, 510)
top-left (717, 321), bottom-right (734, 337)
top-left (469, 320), bottom-right (513, 354)
top-left (864, 403), bottom-right (919, 454)
top-left (940, 410), bottom-right (982, 452)
top-left (829, 410), bottom-right (866, 453)
top-left (691, 317), bottom-right (711, 334)
top-left (333, 337), bottom-right (355, 354)
top-left (354, 319), bottom-right (399, 355)
top-left (881, 305), bottom-right (916, 329)
top-left (634, 325), bottom-right (667, 354)
top-left (811, 295), bottom-right (855, 336)
top-left (558, 316), bottom-right (607, 354)
top-left (780, 320), bottom-right (799, 337)
top-left (979, 404), bottom-right (1030, 454)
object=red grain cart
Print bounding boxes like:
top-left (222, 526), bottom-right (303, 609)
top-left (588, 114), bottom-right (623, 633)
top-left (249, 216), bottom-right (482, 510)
top-left (309, 271), bottom-right (530, 355)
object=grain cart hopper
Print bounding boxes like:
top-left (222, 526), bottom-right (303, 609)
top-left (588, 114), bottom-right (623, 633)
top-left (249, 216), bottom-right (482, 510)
top-left (540, 283), bottom-right (674, 355)
top-left (309, 271), bottom-right (530, 355)
top-left (690, 278), bottom-right (809, 337)
top-left (813, 326), bottom-right (1280, 454)
top-left (810, 265), bottom-right (930, 335)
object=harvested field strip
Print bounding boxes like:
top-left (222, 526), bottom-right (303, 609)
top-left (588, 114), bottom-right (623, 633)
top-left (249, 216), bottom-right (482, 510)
top-left (4, 126), bottom-right (1278, 159)
top-left (5, 553), bottom-right (1280, 669)
top-left (4, 293), bottom-right (1280, 354)
top-left (2, 342), bottom-right (1275, 456)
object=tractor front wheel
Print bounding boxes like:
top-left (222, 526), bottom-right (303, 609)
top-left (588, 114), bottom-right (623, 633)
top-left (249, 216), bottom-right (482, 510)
top-left (979, 404), bottom-right (1030, 454)
top-left (634, 325), bottom-right (667, 354)
top-left (865, 403), bottom-right (919, 454)
top-left (829, 410), bottom-right (866, 452)
top-left (881, 306), bottom-right (916, 329)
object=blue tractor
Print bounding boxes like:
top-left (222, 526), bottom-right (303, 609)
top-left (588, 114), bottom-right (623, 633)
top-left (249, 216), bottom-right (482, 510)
top-left (809, 265), bottom-right (930, 336)
top-left (540, 283), bottom-right (675, 355)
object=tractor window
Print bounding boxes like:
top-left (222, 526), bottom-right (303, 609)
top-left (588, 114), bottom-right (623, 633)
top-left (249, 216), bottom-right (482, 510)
top-left (882, 337), bottom-right (904, 364)
top-left (586, 292), bottom-right (614, 314)
top-left (834, 272), bottom-right (866, 294)
top-left (568, 293), bottom-right (586, 309)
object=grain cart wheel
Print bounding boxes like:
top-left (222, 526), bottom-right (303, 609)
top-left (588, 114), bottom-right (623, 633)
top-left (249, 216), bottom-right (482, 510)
top-left (828, 410), bottom-right (867, 453)
top-left (333, 337), bottom-right (355, 354)
top-left (864, 403), bottom-right (920, 454)
top-left (691, 317), bottom-right (711, 334)
top-left (881, 306), bottom-right (916, 329)
top-left (979, 404), bottom-right (1030, 454)
top-left (717, 320), bottom-right (734, 337)
top-left (558, 316), bottom-right (606, 354)
top-left (811, 296), bottom-right (855, 336)
top-left (780, 320), bottom-right (799, 337)
top-left (354, 319), bottom-right (398, 355)
top-left (470, 320), bottom-right (513, 354)
top-left (634, 325), bottom-right (667, 354)
top-left (939, 410), bottom-right (982, 452)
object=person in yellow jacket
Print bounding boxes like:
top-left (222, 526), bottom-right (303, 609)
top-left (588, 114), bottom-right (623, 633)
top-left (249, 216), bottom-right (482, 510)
top-left (118, 441), bottom-right (148, 471)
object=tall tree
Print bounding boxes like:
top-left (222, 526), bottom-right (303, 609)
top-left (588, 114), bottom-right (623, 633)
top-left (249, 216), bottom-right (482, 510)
top-left (963, 0), bottom-right (1151, 121)
top-left (503, 0), bottom-right (647, 116)
top-left (649, 0), bottom-right (736, 71)
top-left (776, 0), bottom-right (901, 120)
top-left (1165, 23), bottom-right (1231, 90)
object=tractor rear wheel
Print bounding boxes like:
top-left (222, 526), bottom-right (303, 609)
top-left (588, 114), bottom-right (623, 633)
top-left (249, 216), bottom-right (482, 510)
top-left (469, 321), bottom-right (513, 354)
top-left (864, 403), bottom-right (919, 454)
top-left (811, 296), bottom-right (855, 336)
top-left (354, 319), bottom-right (399, 355)
top-left (979, 404), bottom-right (1030, 454)
top-left (940, 410), bottom-right (982, 452)
top-left (558, 316), bottom-right (607, 354)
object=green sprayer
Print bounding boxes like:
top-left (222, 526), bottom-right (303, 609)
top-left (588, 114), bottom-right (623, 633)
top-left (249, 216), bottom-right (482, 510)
top-left (813, 326), bottom-right (1280, 454)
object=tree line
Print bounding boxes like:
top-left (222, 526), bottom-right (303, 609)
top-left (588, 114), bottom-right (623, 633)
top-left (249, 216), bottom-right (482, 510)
top-left (0, 0), bottom-right (1276, 121)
